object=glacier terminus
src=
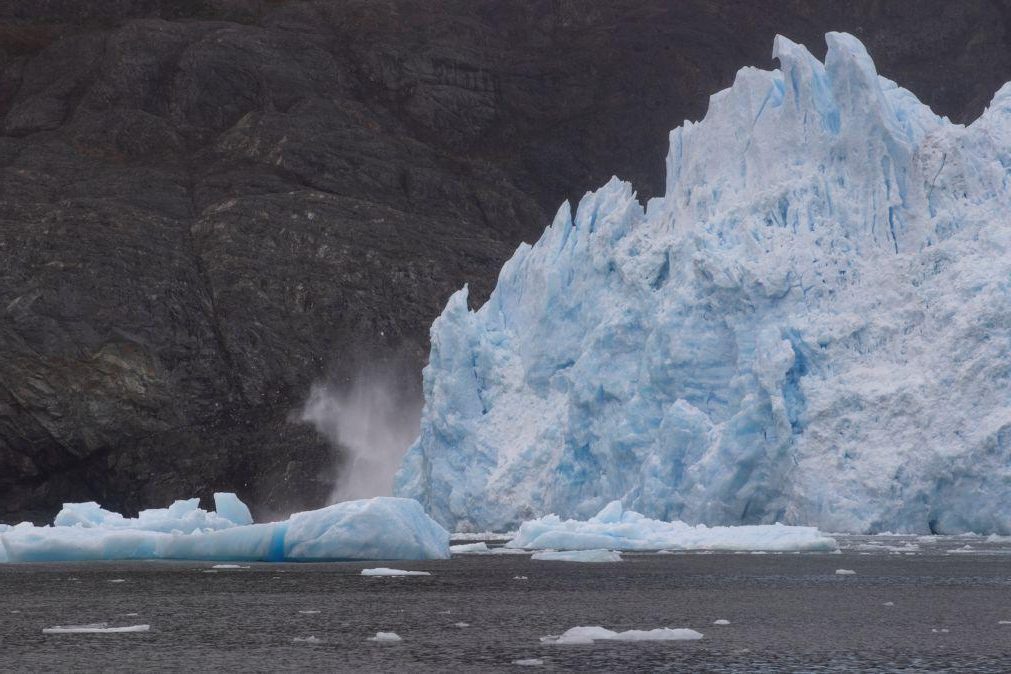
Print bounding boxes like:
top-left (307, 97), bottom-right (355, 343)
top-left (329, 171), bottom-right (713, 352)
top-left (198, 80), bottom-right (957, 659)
top-left (395, 33), bottom-right (1011, 535)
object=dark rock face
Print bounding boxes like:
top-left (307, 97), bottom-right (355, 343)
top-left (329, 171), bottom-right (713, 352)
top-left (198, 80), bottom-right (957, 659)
top-left (1, 0), bottom-right (1009, 522)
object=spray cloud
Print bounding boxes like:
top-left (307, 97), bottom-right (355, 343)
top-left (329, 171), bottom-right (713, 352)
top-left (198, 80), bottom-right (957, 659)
top-left (300, 361), bottom-right (422, 503)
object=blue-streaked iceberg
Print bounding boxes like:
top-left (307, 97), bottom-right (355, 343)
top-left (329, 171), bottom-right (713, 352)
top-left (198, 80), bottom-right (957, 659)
top-left (0, 496), bottom-right (449, 562)
top-left (507, 501), bottom-right (836, 552)
top-left (395, 32), bottom-right (1011, 535)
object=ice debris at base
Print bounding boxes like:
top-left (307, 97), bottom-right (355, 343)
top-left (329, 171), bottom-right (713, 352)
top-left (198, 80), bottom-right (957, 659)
top-left (451, 531), bottom-right (518, 541)
top-left (835, 568), bottom-right (856, 575)
top-left (541, 626), bottom-right (703, 644)
top-left (531, 549), bottom-right (622, 563)
top-left (450, 542), bottom-right (490, 553)
top-left (43, 623), bottom-right (150, 634)
top-left (713, 619), bottom-right (731, 625)
top-left (211, 564), bottom-right (248, 569)
top-left (454, 621), bottom-right (470, 628)
top-left (0, 496), bottom-right (449, 563)
top-left (395, 31), bottom-right (1011, 536)
top-left (506, 502), bottom-right (837, 552)
top-left (368, 631), bottom-right (403, 642)
top-left (299, 610), bottom-right (321, 615)
top-left (360, 568), bottom-right (431, 576)
top-left (513, 659), bottom-right (544, 666)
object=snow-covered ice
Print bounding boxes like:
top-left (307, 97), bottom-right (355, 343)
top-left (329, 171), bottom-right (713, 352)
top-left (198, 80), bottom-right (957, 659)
top-left (541, 626), bottom-right (703, 644)
top-left (43, 623), bottom-right (150, 634)
top-left (713, 619), bottom-right (731, 625)
top-left (531, 549), bottom-right (622, 563)
top-left (513, 658), bottom-right (544, 666)
top-left (368, 631), bottom-right (403, 642)
top-left (395, 31), bottom-right (1011, 536)
top-left (1, 496), bottom-right (449, 563)
top-left (507, 502), bottom-right (836, 552)
top-left (835, 569), bottom-right (856, 575)
top-left (361, 568), bottom-right (431, 576)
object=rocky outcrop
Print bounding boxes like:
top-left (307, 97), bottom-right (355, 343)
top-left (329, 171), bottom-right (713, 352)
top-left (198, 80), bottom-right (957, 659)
top-left (2, 0), bottom-right (1009, 522)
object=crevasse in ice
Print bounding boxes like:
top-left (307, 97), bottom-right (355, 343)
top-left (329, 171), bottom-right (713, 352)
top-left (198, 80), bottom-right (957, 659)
top-left (395, 33), bottom-right (1011, 535)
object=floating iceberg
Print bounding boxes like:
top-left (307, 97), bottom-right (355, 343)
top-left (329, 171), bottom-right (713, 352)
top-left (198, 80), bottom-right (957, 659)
top-left (0, 496), bottom-right (449, 563)
top-left (530, 549), bottom-right (623, 562)
top-left (360, 568), bottom-right (431, 576)
top-left (541, 626), bottom-right (703, 644)
top-left (507, 502), bottom-right (836, 552)
top-left (395, 32), bottom-right (1011, 535)
top-left (43, 623), bottom-right (150, 634)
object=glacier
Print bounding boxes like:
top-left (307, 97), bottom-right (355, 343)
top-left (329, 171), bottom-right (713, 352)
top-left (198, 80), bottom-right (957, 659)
top-left (0, 495), bottom-right (449, 562)
top-left (395, 32), bottom-right (1011, 535)
top-left (507, 501), bottom-right (836, 552)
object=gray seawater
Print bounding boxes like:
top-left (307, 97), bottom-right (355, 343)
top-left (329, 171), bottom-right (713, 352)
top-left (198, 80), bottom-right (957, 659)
top-left (2, 535), bottom-right (1010, 672)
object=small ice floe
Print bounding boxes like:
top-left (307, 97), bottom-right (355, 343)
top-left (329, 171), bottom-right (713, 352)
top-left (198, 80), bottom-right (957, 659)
top-left (712, 619), bottom-right (730, 625)
top-left (108, 579), bottom-right (126, 583)
top-left (835, 569), bottom-right (856, 575)
top-left (531, 549), bottom-right (621, 563)
top-left (43, 623), bottom-right (150, 634)
top-left (490, 547), bottom-right (533, 555)
top-left (361, 568), bottom-right (431, 577)
top-left (949, 545), bottom-right (975, 553)
top-left (513, 658), bottom-right (544, 666)
top-left (986, 534), bottom-right (1011, 543)
top-left (513, 576), bottom-right (528, 580)
top-left (211, 564), bottom-right (249, 569)
top-left (368, 631), bottom-right (403, 642)
top-left (121, 613), bottom-right (140, 617)
top-left (931, 628), bottom-right (950, 633)
top-left (454, 622), bottom-right (470, 628)
top-left (293, 636), bottom-right (321, 644)
top-left (998, 620), bottom-right (1011, 625)
top-left (883, 602), bottom-right (895, 607)
top-left (202, 570), bottom-right (218, 574)
top-left (298, 610), bottom-right (321, 615)
top-left (451, 542), bottom-right (490, 554)
top-left (540, 626), bottom-right (703, 644)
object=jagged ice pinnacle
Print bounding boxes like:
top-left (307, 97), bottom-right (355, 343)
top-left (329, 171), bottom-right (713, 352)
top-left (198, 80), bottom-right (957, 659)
top-left (394, 32), bottom-right (1011, 535)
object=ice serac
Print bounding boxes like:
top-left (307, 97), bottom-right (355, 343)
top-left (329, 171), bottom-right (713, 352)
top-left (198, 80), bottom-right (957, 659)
top-left (395, 32), bottom-right (1011, 535)
top-left (0, 496), bottom-right (449, 562)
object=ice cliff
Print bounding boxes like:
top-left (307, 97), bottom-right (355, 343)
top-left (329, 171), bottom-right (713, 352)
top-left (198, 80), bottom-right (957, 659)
top-left (395, 33), bottom-right (1011, 535)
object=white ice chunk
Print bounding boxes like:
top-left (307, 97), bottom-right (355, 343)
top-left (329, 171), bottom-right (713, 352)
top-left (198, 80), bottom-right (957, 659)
top-left (454, 622), bottom-right (470, 628)
top-left (713, 619), bottom-right (731, 625)
top-left (835, 569), bottom-right (856, 575)
top-left (368, 631), bottom-right (403, 642)
top-left (513, 659), bottom-right (544, 666)
top-left (293, 636), bottom-right (322, 643)
top-left (507, 502), bottom-right (837, 552)
top-left (541, 626), bottom-right (703, 644)
top-left (531, 549), bottom-right (622, 563)
top-left (43, 623), bottom-right (150, 634)
top-left (211, 564), bottom-right (248, 569)
top-left (450, 542), bottom-right (490, 554)
top-left (361, 568), bottom-right (431, 576)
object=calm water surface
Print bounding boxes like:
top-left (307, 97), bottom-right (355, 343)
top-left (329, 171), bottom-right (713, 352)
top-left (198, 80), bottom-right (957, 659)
top-left (2, 536), bottom-right (1010, 672)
